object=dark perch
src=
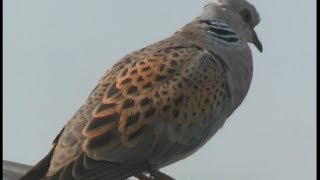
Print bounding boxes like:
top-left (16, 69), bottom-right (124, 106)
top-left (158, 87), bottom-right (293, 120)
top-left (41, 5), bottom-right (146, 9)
top-left (3, 160), bottom-right (32, 180)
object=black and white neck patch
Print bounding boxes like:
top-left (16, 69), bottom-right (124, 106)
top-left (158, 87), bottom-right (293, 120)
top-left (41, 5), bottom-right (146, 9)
top-left (200, 20), bottom-right (240, 45)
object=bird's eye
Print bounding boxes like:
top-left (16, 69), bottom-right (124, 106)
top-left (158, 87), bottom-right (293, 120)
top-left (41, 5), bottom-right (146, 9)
top-left (240, 8), bottom-right (251, 23)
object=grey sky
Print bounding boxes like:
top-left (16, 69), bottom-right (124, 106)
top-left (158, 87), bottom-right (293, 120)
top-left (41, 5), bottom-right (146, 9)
top-left (4, 0), bottom-right (316, 180)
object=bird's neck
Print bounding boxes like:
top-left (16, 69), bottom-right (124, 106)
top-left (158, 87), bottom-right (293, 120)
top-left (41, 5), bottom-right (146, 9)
top-left (177, 19), bottom-right (241, 53)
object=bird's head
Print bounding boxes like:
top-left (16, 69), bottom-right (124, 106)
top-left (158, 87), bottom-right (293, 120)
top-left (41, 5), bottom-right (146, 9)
top-left (200, 0), bottom-right (263, 52)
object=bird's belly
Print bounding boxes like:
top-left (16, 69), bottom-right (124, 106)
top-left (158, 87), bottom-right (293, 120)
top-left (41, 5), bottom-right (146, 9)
top-left (148, 108), bottom-right (229, 168)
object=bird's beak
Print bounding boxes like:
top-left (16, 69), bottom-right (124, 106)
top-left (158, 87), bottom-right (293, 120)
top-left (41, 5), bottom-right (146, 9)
top-left (251, 28), bottom-right (263, 52)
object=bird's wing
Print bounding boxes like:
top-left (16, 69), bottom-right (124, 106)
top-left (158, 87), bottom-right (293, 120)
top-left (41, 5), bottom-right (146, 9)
top-left (45, 44), bottom-right (231, 180)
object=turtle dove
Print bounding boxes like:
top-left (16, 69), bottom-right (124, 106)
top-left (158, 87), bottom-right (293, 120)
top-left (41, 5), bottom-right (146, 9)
top-left (21, 0), bottom-right (262, 179)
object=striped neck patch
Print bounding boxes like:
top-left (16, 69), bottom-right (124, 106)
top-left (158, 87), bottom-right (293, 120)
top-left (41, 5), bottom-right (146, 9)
top-left (200, 20), bottom-right (240, 45)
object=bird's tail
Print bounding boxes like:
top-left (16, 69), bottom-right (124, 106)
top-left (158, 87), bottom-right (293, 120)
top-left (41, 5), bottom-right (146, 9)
top-left (18, 146), bottom-right (55, 180)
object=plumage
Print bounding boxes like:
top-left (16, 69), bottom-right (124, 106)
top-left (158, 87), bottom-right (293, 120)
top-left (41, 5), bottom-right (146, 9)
top-left (20, 0), bottom-right (262, 179)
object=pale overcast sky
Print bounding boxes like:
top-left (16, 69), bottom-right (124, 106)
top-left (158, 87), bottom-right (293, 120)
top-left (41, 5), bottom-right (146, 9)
top-left (4, 0), bottom-right (316, 180)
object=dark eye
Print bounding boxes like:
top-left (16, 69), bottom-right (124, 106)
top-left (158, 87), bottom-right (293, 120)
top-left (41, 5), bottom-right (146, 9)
top-left (240, 8), bottom-right (251, 23)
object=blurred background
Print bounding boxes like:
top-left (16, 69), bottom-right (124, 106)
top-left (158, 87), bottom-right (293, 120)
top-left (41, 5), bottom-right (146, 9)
top-left (4, 0), bottom-right (316, 179)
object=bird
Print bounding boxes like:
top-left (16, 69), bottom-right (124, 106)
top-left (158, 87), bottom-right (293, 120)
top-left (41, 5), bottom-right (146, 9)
top-left (20, 0), bottom-right (262, 179)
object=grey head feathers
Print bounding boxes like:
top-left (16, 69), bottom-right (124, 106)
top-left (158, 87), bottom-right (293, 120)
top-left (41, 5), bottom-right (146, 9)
top-left (199, 0), bottom-right (262, 52)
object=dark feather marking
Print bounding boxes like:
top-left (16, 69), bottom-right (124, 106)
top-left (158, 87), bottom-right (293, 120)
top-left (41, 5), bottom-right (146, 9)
top-left (130, 69), bottom-right (138, 75)
top-left (95, 103), bottom-right (116, 115)
top-left (137, 76), bottom-right (144, 82)
top-left (199, 20), bottom-right (229, 28)
top-left (121, 68), bottom-right (128, 77)
top-left (126, 113), bottom-right (140, 127)
top-left (142, 66), bottom-right (151, 72)
top-left (144, 107), bottom-right (156, 118)
top-left (139, 61), bottom-right (145, 65)
top-left (87, 113), bottom-right (120, 131)
top-left (87, 130), bottom-right (119, 149)
top-left (174, 95), bottom-right (184, 106)
top-left (140, 97), bottom-right (152, 106)
top-left (122, 99), bottom-right (135, 109)
top-left (170, 60), bottom-right (178, 66)
top-left (154, 91), bottom-right (160, 98)
top-left (127, 86), bottom-right (138, 94)
top-left (209, 33), bottom-right (239, 42)
top-left (208, 27), bottom-right (237, 36)
top-left (128, 126), bottom-right (145, 141)
top-left (159, 64), bottom-right (166, 71)
top-left (107, 83), bottom-right (119, 97)
top-left (131, 60), bottom-right (138, 67)
top-left (146, 73), bottom-right (154, 77)
top-left (121, 78), bottom-right (132, 85)
top-left (143, 82), bottom-right (153, 89)
top-left (155, 74), bottom-right (167, 81)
